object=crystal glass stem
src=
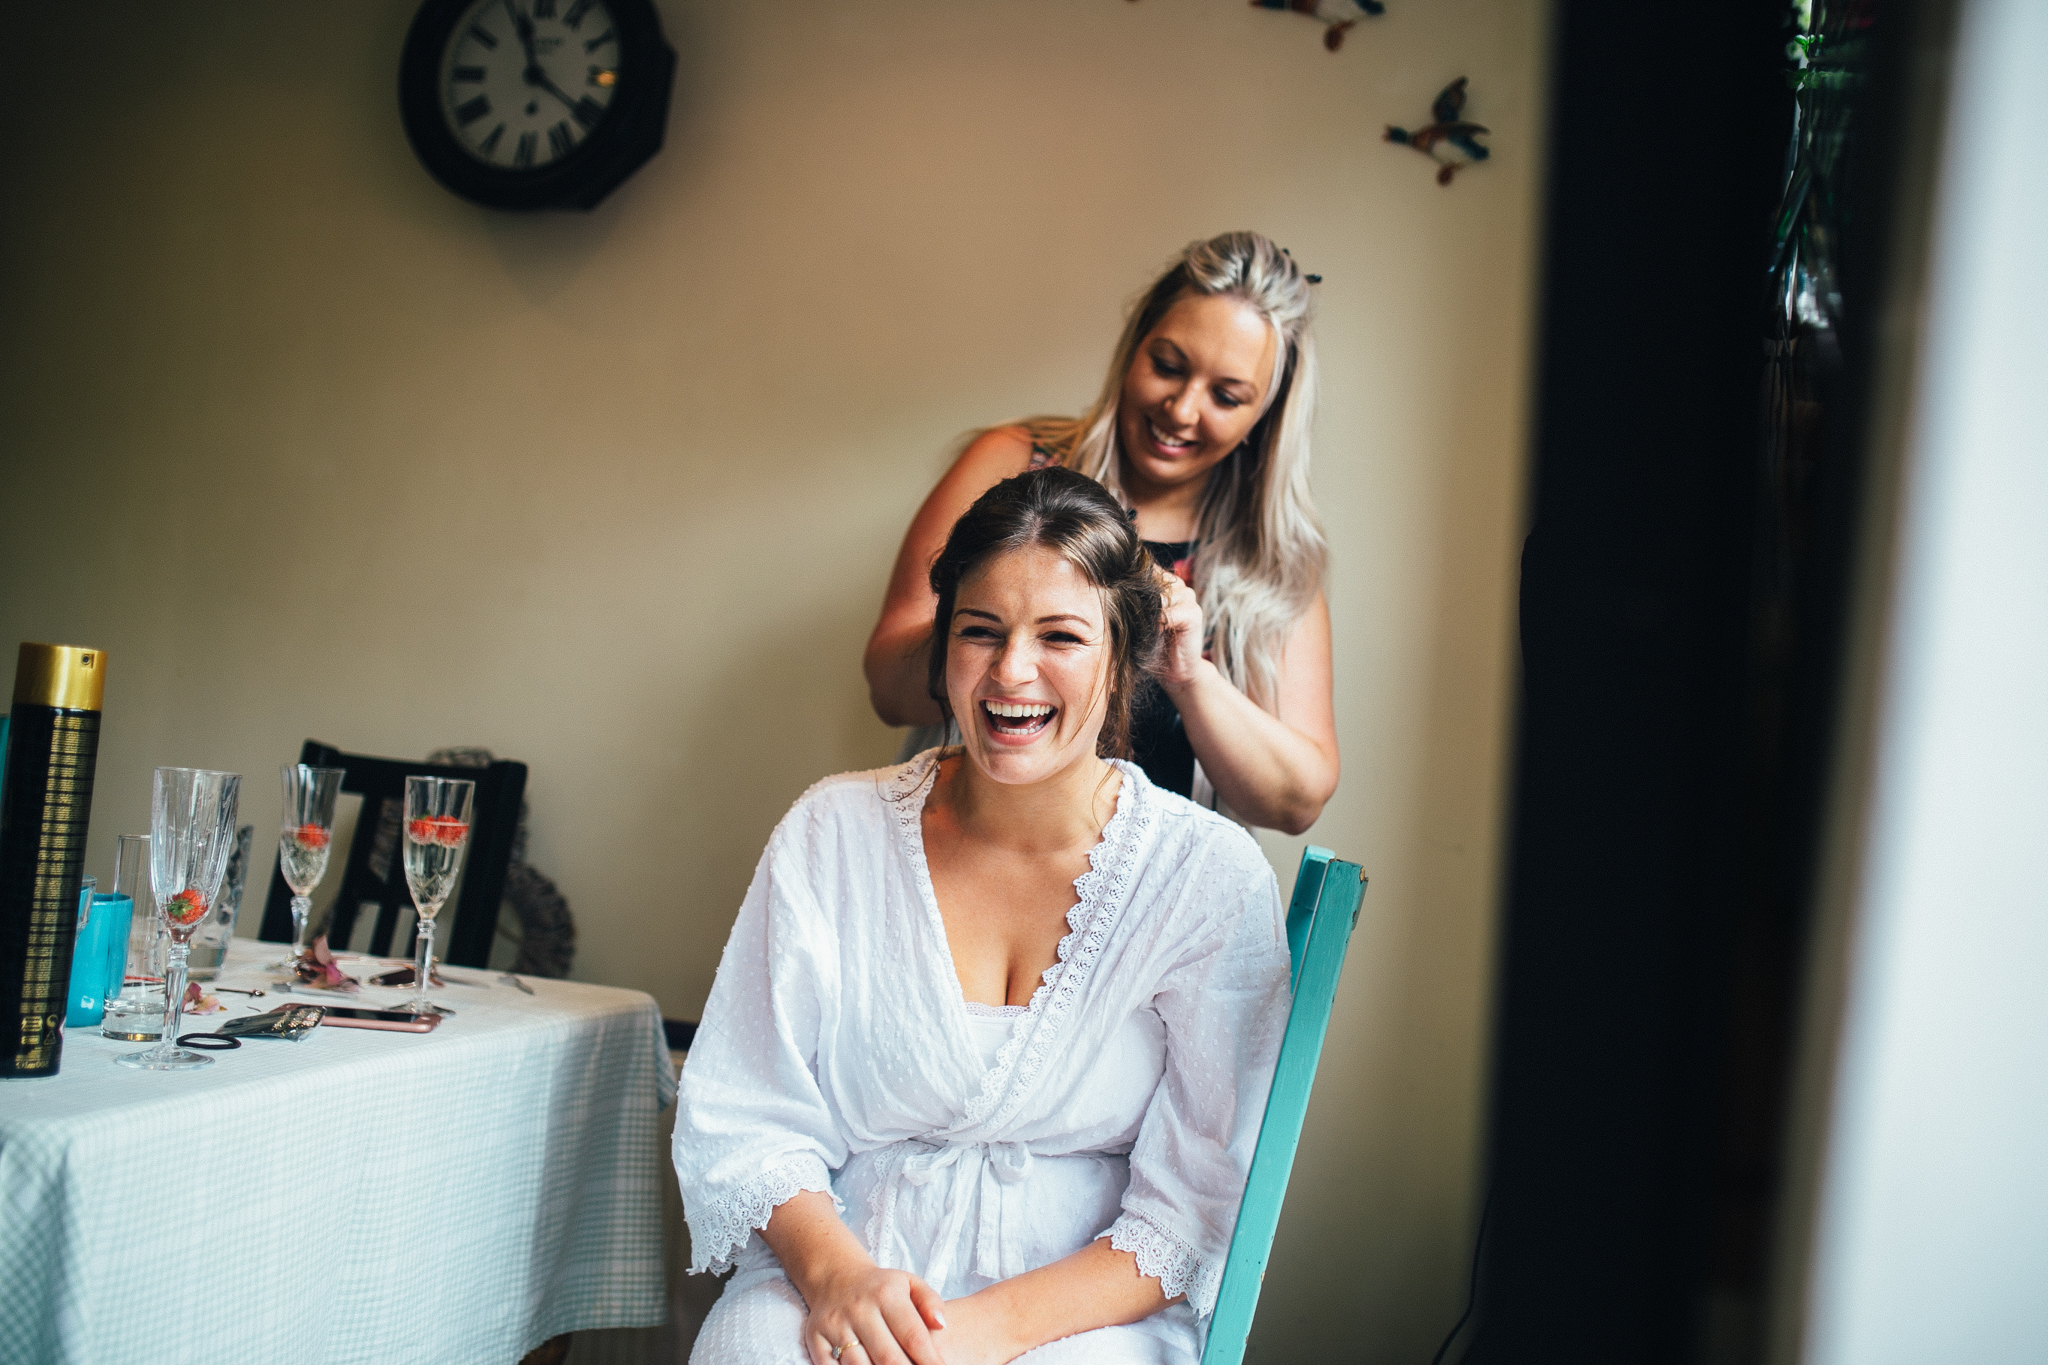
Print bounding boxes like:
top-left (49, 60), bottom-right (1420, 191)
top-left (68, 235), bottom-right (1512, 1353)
top-left (410, 915), bottom-right (436, 1014)
top-left (157, 940), bottom-right (191, 1059)
top-left (289, 895), bottom-right (312, 964)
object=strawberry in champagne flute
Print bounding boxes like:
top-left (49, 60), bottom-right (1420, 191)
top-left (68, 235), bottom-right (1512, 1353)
top-left (164, 889), bottom-right (208, 927)
top-left (395, 776), bottom-right (475, 1017)
top-left (270, 766), bottom-right (346, 978)
top-left (117, 767), bottom-right (241, 1072)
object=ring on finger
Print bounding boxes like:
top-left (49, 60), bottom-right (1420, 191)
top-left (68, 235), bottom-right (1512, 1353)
top-left (831, 1339), bottom-right (860, 1361)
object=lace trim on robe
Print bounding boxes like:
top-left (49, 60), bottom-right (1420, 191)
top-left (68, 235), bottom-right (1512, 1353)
top-left (879, 752), bottom-right (1152, 1132)
top-left (1108, 1209), bottom-right (1224, 1318)
top-left (865, 754), bottom-right (1154, 1266)
top-left (687, 1153), bottom-right (838, 1276)
top-left (984, 767), bottom-right (1151, 1132)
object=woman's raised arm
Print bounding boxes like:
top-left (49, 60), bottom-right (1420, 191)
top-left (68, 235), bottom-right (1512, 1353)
top-left (1158, 581), bottom-right (1340, 834)
top-left (863, 428), bottom-right (1036, 727)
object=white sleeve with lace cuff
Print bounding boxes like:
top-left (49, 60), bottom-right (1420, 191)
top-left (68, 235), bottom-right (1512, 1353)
top-left (1108, 1209), bottom-right (1225, 1318)
top-left (686, 1153), bottom-right (840, 1276)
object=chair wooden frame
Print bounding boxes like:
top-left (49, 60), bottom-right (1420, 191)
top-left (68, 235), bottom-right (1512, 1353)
top-left (254, 740), bottom-right (527, 969)
top-left (1201, 845), bottom-right (1368, 1365)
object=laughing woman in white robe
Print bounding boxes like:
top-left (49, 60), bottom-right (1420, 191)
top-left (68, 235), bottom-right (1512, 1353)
top-left (674, 468), bottom-right (1292, 1365)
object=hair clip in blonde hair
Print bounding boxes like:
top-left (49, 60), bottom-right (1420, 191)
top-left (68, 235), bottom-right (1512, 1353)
top-left (1280, 248), bottom-right (1323, 284)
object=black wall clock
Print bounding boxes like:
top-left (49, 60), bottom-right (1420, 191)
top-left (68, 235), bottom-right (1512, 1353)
top-left (399, 0), bottom-right (676, 211)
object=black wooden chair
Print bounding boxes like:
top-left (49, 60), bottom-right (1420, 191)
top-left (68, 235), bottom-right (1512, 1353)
top-left (256, 740), bottom-right (527, 969)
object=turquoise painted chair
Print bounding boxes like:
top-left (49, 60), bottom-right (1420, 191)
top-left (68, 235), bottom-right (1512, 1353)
top-left (1201, 845), bottom-right (1369, 1365)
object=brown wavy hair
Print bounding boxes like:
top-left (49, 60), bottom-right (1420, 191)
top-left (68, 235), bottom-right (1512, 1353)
top-left (927, 467), bottom-right (1164, 760)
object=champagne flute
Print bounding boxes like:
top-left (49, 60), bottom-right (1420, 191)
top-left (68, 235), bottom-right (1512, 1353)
top-left (118, 767), bottom-right (241, 1071)
top-left (394, 775), bottom-right (473, 1016)
top-left (270, 765), bottom-right (346, 974)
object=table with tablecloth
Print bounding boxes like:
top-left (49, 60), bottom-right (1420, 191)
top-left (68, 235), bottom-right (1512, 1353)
top-left (0, 938), bottom-right (677, 1365)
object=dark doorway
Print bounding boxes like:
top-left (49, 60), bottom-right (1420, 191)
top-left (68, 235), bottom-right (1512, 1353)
top-left (1461, 2), bottom-right (1919, 1362)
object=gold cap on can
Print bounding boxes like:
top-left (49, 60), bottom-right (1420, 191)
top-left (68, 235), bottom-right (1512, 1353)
top-left (12, 642), bottom-right (107, 711)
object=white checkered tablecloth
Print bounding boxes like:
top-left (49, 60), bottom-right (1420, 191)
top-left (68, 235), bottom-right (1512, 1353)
top-left (0, 938), bottom-right (678, 1365)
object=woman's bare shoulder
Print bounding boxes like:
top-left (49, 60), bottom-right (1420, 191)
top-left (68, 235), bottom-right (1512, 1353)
top-left (951, 425), bottom-right (1037, 479)
top-left (913, 427), bottom-right (1039, 527)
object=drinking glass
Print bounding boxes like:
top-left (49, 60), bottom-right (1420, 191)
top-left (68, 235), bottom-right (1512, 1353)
top-left (394, 775), bottom-right (473, 1016)
top-left (118, 767), bottom-right (242, 1071)
top-left (188, 824), bottom-right (251, 980)
top-left (270, 765), bottom-right (346, 975)
top-left (61, 877), bottom-right (106, 1027)
top-left (102, 834), bottom-right (163, 1040)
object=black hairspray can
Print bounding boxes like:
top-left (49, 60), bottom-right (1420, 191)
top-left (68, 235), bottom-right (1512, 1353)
top-left (0, 642), bottom-right (106, 1078)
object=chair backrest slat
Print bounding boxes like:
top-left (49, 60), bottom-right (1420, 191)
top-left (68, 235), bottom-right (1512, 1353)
top-left (1283, 844), bottom-right (1333, 988)
top-left (1201, 846), bottom-right (1367, 1365)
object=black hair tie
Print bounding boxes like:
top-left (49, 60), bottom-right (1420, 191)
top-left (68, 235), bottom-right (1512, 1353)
top-left (176, 1032), bottom-right (241, 1050)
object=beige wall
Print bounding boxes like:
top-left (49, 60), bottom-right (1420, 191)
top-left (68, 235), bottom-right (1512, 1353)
top-left (0, 1), bottom-right (1542, 1357)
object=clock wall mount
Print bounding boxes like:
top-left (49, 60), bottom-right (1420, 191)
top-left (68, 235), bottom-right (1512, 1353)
top-left (398, 0), bottom-right (676, 211)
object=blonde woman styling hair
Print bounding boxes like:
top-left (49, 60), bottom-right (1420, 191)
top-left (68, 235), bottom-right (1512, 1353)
top-left (865, 231), bottom-right (1338, 833)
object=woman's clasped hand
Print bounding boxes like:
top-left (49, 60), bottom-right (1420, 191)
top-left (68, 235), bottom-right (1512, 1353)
top-left (784, 1201), bottom-right (1179, 1365)
top-left (768, 1196), bottom-right (952, 1364)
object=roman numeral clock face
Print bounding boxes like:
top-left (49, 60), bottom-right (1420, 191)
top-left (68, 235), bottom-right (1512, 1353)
top-left (444, 0), bottom-right (617, 171)
top-left (399, 0), bottom-right (675, 210)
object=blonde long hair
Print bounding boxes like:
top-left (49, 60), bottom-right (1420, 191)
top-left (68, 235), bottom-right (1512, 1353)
top-left (1011, 231), bottom-right (1325, 705)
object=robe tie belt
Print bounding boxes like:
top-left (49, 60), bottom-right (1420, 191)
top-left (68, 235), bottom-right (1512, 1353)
top-left (885, 1139), bottom-right (1035, 1286)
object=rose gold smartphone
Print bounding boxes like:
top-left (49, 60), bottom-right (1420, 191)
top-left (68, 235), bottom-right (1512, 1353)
top-left (318, 1006), bottom-right (441, 1033)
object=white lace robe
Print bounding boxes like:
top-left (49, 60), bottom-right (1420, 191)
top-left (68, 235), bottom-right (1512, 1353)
top-left (672, 754), bottom-right (1291, 1364)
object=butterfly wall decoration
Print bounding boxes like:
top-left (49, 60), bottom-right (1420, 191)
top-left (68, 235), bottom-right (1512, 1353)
top-left (1385, 77), bottom-right (1491, 185)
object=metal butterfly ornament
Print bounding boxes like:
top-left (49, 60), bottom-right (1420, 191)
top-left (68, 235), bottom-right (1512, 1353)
top-left (1385, 77), bottom-right (1492, 185)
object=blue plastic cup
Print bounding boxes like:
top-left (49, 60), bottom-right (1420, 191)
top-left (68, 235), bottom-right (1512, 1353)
top-left (65, 880), bottom-right (132, 1028)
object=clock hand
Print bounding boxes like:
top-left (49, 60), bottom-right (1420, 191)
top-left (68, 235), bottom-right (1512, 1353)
top-left (502, 0), bottom-right (540, 72)
top-left (502, 0), bottom-right (530, 43)
top-left (502, 0), bottom-right (578, 115)
top-left (532, 68), bottom-right (587, 115)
